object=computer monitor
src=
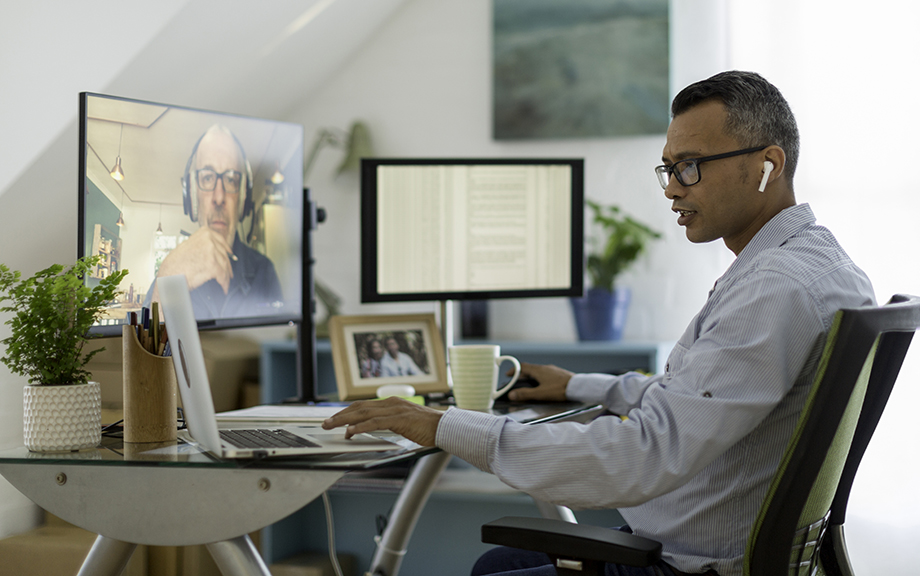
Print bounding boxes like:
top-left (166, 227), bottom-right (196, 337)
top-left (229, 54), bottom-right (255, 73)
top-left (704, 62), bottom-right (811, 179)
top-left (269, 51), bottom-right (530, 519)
top-left (361, 158), bottom-right (584, 303)
top-left (78, 92), bottom-right (304, 335)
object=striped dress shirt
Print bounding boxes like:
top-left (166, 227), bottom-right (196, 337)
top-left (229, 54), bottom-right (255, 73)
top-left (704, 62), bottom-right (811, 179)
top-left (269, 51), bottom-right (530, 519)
top-left (436, 203), bottom-right (875, 576)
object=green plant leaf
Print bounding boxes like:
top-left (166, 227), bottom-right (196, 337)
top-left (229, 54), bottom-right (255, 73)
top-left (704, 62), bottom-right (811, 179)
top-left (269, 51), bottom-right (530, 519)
top-left (0, 255), bottom-right (128, 385)
top-left (584, 200), bottom-right (661, 292)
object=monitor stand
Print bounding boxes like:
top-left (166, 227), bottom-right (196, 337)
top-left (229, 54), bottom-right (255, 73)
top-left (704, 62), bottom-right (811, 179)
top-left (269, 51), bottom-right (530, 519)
top-left (293, 188), bottom-right (324, 403)
top-left (440, 299), bottom-right (455, 389)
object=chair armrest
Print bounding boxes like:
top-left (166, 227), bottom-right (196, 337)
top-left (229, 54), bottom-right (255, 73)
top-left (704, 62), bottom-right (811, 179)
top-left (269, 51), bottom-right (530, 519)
top-left (482, 516), bottom-right (662, 567)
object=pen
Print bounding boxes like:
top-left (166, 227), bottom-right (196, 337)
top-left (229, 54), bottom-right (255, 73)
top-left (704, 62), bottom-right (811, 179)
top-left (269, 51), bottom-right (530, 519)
top-left (151, 302), bottom-right (159, 353)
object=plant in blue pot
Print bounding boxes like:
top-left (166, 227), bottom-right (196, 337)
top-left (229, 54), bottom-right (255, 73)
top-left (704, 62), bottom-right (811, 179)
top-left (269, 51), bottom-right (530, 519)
top-left (571, 200), bottom-right (661, 341)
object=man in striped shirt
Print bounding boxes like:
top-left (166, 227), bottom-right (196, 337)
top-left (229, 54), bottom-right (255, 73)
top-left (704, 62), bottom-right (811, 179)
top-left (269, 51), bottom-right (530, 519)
top-left (324, 71), bottom-right (874, 576)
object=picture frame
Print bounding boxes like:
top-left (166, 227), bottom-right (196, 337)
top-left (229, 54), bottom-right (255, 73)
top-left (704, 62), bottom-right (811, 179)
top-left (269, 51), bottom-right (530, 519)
top-left (328, 313), bottom-right (448, 401)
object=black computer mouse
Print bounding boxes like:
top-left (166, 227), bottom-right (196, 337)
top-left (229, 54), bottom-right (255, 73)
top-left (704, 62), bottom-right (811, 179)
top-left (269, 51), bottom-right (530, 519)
top-left (495, 376), bottom-right (540, 401)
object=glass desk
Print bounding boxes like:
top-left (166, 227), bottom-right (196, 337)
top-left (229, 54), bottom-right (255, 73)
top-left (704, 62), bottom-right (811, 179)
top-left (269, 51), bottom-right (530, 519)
top-left (0, 401), bottom-right (602, 576)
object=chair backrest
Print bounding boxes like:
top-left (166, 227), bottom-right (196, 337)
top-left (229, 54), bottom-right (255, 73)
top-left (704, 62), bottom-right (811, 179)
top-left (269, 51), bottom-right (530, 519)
top-left (744, 294), bottom-right (920, 576)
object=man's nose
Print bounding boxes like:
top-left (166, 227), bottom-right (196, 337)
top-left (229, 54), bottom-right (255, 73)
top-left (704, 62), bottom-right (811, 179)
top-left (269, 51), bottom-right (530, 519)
top-left (664, 179), bottom-right (684, 201)
top-left (211, 178), bottom-right (226, 204)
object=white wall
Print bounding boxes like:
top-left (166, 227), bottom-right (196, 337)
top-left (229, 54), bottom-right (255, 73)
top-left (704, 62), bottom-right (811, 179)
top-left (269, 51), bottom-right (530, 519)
top-left (296, 0), bottom-right (733, 343)
top-left (727, 1), bottom-right (920, 572)
top-left (0, 2), bottom-right (187, 208)
top-left (0, 0), bottom-right (189, 541)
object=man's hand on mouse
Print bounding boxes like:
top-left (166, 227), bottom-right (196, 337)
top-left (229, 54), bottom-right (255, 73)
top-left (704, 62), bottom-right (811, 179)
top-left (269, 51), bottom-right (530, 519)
top-left (322, 396), bottom-right (443, 447)
top-left (507, 362), bottom-right (574, 402)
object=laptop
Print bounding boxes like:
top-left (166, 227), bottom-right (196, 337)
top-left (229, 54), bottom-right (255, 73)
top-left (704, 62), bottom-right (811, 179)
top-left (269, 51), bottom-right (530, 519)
top-left (157, 274), bottom-right (398, 459)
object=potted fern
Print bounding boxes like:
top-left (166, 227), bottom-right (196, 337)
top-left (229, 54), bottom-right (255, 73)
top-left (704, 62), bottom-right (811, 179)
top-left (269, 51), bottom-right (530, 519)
top-left (571, 200), bottom-right (661, 340)
top-left (0, 256), bottom-right (127, 451)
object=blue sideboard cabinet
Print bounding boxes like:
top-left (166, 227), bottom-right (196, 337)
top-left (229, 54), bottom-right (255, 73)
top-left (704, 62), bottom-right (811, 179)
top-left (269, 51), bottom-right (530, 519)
top-left (258, 339), bottom-right (674, 574)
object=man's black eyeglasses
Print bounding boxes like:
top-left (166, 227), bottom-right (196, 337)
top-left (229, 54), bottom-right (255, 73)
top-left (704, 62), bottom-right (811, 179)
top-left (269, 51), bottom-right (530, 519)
top-left (196, 169), bottom-right (243, 194)
top-left (655, 146), bottom-right (767, 190)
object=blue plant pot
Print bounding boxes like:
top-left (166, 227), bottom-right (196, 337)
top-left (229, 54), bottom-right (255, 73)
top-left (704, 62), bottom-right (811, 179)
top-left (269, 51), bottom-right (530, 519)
top-left (570, 287), bottom-right (631, 341)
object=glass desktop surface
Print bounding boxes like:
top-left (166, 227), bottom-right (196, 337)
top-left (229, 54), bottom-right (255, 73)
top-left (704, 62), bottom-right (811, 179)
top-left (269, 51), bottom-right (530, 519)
top-left (0, 401), bottom-right (598, 471)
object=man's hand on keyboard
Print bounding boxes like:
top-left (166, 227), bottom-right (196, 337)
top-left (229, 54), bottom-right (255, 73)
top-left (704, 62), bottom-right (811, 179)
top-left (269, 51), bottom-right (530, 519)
top-left (322, 397), bottom-right (443, 447)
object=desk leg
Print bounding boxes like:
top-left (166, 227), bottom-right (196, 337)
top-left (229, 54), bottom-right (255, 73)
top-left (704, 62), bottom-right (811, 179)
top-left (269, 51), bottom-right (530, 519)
top-left (77, 535), bottom-right (137, 576)
top-left (367, 451), bottom-right (453, 576)
top-left (533, 499), bottom-right (577, 523)
top-left (206, 535), bottom-right (272, 576)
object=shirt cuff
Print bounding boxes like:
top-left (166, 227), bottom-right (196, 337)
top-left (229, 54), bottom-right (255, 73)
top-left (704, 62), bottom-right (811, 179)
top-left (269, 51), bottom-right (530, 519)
top-left (566, 373), bottom-right (617, 404)
top-left (435, 407), bottom-right (506, 472)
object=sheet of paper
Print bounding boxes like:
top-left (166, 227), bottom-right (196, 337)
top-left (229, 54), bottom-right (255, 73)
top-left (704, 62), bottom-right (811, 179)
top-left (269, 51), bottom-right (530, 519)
top-left (216, 404), bottom-right (346, 422)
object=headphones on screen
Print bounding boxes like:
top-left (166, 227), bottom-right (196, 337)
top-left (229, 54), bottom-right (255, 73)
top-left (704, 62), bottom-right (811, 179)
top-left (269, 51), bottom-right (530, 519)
top-left (181, 126), bottom-right (255, 231)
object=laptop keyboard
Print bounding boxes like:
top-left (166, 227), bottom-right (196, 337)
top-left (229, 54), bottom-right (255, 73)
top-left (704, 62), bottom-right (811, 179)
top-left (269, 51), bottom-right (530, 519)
top-left (220, 428), bottom-right (320, 449)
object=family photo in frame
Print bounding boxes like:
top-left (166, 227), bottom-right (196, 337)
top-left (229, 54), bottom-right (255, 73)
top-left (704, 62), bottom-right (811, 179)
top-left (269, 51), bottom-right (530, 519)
top-left (329, 314), bottom-right (448, 400)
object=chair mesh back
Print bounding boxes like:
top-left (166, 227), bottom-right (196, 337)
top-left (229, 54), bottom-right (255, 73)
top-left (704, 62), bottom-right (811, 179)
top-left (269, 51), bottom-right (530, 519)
top-left (789, 338), bottom-right (876, 575)
top-left (744, 295), bottom-right (920, 576)
top-left (744, 313), bottom-right (878, 576)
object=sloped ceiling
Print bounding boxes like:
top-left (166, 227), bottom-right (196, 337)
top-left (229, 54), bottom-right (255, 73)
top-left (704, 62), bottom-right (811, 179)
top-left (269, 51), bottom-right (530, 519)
top-left (108, 0), bottom-right (408, 119)
top-left (0, 0), bottom-right (407, 198)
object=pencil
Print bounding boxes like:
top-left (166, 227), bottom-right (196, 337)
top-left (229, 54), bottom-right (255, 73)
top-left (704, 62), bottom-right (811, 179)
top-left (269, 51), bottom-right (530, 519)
top-left (158, 323), bottom-right (168, 356)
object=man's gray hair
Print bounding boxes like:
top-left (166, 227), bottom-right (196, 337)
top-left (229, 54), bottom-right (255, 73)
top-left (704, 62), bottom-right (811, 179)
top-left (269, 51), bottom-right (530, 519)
top-left (671, 71), bottom-right (800, 182)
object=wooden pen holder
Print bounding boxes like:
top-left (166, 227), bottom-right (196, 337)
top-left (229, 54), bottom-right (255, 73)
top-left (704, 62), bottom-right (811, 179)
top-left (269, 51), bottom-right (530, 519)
top-left (122, 324), bottom-right (178, 444)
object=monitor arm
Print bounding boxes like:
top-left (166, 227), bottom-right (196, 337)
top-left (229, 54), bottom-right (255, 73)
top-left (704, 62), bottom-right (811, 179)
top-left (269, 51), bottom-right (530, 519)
top-left (295, 187), bottom-right (326, 402)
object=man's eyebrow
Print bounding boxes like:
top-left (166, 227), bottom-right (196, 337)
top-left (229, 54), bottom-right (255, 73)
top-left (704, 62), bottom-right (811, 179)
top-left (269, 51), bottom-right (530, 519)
top-left (662, 150), bottom-right (701, 163)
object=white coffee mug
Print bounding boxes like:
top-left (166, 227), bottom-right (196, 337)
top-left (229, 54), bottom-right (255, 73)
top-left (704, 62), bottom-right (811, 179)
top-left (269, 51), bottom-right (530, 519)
top-left (449, 345), bottom-right (521, 411)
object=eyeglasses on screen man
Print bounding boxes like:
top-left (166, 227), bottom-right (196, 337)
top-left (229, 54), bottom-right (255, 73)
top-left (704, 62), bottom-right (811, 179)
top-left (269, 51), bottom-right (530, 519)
top-left (654, 146), bottom-right (767, 189)
top-left (196, 169), bottom-right (243, 194)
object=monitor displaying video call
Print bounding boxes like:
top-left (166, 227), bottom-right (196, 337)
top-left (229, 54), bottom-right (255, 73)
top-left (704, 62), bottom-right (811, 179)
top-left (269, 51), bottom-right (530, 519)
top-left (361, 158), bottom-right (584, 303)
top-left (78, 92), bottom-right (304, 335)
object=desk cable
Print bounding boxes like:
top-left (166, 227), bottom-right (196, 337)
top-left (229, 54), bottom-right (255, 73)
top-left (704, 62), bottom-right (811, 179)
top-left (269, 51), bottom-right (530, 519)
top-left (322, 491), bottom-right (345, 576)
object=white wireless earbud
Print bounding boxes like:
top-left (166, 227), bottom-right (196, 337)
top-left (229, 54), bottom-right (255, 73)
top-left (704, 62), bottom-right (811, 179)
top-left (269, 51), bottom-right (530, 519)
top-left (758, 161), bottom-right (774, 192)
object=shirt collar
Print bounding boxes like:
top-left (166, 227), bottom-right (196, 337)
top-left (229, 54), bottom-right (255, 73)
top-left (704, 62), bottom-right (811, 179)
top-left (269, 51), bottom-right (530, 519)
top-left (720, 203), bottom-right (816, 282)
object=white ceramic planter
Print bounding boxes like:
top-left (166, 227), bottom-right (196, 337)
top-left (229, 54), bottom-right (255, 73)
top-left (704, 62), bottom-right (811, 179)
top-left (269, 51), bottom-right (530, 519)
top-left (23, 381), bottom-right (101, 452)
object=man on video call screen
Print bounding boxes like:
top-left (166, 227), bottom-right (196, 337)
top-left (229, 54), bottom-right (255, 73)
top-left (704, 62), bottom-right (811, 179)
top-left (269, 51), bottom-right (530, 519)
top-left (145, 124), bottom-right (283, 319)
top-left (81, 93), bottom-right (303, 329)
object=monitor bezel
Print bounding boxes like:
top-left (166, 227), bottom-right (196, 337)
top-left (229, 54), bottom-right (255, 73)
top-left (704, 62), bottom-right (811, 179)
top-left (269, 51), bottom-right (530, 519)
top-left (78, 92), bottom-right (306, 337)
top-left (360, 157), bottom-right (584, 303)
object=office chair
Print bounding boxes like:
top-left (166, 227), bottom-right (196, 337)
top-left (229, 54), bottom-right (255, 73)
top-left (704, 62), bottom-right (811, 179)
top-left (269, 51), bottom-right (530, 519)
top-left (482, 294), bottom-right (920, 576)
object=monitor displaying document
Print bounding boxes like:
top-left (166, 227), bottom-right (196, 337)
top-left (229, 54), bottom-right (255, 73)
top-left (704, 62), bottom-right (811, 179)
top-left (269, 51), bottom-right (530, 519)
top-left (361, 158), bottom-right (584, 302)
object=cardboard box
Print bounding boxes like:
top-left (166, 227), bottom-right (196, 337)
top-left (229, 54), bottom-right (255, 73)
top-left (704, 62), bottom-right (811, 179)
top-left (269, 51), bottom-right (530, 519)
top-left (83, 337), bottom-right (126, 409)
top-left (0, 524), bottom-right (147, 576)
top-left (240, 380), bottom-right (262, 408)
top-left (269, 552), bottom-right (356, 576)
top-left (199, 333), bottom-right (261, 412)
top-left (86, 331), bottom-right (261, 413)
top-left (2, 514), bottom-right (260, 576)
top-left (146, 530), bottom-right (262, 576)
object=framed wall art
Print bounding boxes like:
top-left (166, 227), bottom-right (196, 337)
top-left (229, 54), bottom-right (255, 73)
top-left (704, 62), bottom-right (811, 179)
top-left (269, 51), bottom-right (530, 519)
top-left (493, 0), bottom-right (670, 139)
